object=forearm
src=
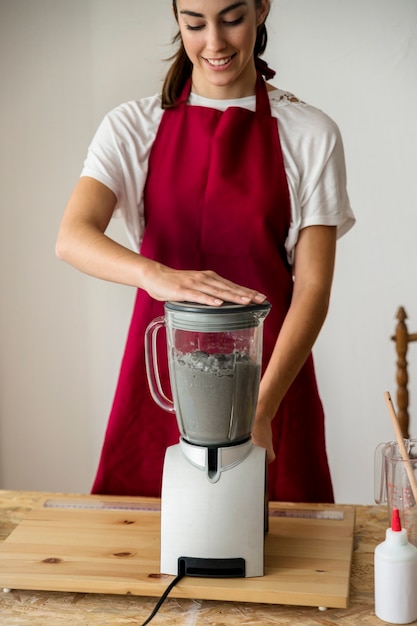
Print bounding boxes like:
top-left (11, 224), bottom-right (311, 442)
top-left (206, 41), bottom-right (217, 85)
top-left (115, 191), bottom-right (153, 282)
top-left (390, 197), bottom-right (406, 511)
top-left (56, 219), bottom-right (156, 288)
top-left (257, 283), bottom-right (331, 420)
top-left (255, 224), bottom-right (337, 425)
top-left (56, 176), bottom-right (154, 288)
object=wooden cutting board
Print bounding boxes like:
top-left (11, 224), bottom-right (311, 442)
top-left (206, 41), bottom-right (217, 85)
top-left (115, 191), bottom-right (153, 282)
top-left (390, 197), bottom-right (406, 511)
top-left (0, 495), bottom-right (355, 608)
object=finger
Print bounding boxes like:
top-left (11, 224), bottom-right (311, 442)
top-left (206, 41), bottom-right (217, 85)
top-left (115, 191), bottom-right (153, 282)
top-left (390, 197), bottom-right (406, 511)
top-left (191, 272), bottom-right (267, 304)
top-left (267, 450), bottom-right (276, 464)
top-left (183, 286), bottom-right (263, 307)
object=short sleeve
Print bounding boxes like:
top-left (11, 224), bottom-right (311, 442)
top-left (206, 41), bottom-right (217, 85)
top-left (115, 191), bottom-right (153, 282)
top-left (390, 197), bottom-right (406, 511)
top-left (80, 96), bottom-right (164, 251)
top-left (270, 93), bottom-right (355, 263)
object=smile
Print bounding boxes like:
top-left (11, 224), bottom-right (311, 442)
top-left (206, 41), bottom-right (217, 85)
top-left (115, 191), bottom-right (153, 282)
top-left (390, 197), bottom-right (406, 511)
top-left (204, 55), bottom-right (234, 67)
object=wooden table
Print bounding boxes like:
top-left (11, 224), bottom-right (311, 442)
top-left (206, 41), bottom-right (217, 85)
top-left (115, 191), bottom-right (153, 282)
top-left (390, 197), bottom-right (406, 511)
top-left (0, 490), bottom-right (403, 625)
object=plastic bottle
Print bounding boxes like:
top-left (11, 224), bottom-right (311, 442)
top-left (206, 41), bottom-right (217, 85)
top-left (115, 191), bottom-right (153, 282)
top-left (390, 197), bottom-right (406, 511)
top-left (374, 508), bottom-right (417, 624)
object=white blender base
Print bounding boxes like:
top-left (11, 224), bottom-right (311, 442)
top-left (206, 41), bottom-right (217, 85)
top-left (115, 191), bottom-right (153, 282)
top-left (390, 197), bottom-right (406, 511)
top-left (160, 439), bottom-right (267, 578)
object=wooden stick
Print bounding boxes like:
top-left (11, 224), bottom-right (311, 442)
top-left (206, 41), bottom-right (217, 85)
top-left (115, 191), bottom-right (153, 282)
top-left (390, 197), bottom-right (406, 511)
top-left (384, 391), bottom-right (417, 504)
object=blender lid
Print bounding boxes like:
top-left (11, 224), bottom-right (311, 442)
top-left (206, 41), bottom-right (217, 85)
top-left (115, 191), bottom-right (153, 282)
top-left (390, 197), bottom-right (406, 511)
top-left (165, 301), bottom-right (271, 314)
top-left (164, 301), bottom-right (271, 331)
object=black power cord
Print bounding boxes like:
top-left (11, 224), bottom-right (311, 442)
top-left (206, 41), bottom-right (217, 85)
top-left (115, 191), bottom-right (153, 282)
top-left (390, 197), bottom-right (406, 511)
top-left (139, 572), bottom-right (185, 626)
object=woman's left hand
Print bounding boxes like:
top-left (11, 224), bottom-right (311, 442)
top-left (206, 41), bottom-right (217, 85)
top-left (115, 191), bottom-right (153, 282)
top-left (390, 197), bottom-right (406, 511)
top-left (251, 416), bottom-right (275, 463)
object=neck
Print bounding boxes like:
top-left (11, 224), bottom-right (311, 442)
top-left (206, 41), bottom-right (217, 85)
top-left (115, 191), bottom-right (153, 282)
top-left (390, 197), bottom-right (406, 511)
top-left (191, 66), bottom-right (258, 100)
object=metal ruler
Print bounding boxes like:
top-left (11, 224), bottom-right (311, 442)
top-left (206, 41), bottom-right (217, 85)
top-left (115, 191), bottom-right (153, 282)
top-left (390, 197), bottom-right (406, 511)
top-left (43, 499), bottom-right (344, 520)
top-left (270, 509), bottom-right (344, 520)
top-left (43, 498), bottom-right (161, 512)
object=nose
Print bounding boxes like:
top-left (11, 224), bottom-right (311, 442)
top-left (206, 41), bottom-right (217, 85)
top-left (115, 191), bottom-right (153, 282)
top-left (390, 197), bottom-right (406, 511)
top-left (206, 24), bottom-right (226, 52)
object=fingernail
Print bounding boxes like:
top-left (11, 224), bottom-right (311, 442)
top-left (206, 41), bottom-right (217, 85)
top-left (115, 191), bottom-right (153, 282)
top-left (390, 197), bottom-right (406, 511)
top-left (255, 293), bottom-right (267, 302)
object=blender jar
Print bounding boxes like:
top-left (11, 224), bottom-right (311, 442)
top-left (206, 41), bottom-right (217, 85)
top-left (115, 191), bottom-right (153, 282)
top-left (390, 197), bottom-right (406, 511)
top-left (145, 301), bottom-right (271, 446)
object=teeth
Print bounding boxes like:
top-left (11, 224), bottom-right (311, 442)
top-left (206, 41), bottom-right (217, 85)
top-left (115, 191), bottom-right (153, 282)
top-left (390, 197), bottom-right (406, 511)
top-left (206, 56), bottom-right (232, 66)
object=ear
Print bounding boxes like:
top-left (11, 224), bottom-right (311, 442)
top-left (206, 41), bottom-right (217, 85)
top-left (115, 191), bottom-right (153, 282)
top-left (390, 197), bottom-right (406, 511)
top-left (257, 0), bottom-right (270, 26)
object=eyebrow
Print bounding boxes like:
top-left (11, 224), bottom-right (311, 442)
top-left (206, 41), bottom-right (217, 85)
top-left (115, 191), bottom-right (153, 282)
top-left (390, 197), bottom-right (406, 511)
top-left (179, 2), bottom-right (247, 18)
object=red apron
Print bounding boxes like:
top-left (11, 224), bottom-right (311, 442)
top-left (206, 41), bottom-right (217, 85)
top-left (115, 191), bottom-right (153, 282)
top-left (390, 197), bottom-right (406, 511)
top-left (92, 74), bottom-right (334, 503)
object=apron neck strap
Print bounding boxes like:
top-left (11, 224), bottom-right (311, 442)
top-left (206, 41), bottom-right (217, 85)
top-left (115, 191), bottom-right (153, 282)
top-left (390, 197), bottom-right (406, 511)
top-left (177, 71), bottom-right (272, 118)
top-left (255, 71), bottom-right (272, 117)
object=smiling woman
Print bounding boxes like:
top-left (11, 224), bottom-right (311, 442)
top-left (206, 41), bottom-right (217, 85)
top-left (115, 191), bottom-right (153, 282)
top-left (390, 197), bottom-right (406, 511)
top-left (56, 0), bottom-right (354, 502)
top-left (165, 0), bottom-right (271, 104)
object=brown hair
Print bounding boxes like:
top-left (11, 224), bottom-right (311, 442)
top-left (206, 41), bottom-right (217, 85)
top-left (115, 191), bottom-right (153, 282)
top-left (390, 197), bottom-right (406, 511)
top-left (161, 0), bottom-right (271, 109)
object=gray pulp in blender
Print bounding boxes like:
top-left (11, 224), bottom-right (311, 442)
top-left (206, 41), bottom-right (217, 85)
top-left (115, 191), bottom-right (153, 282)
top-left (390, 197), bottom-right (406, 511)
top-left (170, 350), bottom-right (261, 445)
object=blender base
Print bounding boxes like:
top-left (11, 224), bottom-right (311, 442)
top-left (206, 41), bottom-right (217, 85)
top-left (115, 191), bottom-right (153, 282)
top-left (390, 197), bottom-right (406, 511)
top-left (160, 439), bottom-right (267, 578)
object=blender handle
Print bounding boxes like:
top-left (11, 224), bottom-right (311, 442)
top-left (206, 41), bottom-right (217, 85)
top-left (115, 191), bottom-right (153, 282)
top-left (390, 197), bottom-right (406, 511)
top-left (374, 442), bottom-right (387, 504)
top-left (144, 316), bottom-right (175, 413)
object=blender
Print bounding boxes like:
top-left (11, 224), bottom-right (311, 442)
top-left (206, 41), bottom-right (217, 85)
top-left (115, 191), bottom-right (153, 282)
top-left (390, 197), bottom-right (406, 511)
top-left (145, 301), bottom-right (270, 578)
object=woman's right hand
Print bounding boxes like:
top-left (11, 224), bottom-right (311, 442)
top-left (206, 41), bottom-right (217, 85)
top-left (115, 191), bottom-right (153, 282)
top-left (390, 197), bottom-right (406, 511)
top-left (140, 262), bottom-right (267, 307)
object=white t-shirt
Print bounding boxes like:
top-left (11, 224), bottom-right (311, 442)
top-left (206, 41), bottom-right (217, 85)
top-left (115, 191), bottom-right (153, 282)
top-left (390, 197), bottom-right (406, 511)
top-left (81, 88), bottom-right (355, 264)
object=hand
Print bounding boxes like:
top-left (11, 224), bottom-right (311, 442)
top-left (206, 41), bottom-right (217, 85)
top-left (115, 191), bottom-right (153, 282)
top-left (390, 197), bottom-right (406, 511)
top-left (141, 262), bottom-right (267, 307)
top-left (251, 417), bottom-right (275, 464)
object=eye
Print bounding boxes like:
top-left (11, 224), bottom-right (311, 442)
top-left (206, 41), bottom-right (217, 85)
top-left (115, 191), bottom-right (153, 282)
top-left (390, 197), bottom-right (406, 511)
top-left (185, 22), bottom-right (205, 32)
top-left (223, 15), bottom-right (244, 27)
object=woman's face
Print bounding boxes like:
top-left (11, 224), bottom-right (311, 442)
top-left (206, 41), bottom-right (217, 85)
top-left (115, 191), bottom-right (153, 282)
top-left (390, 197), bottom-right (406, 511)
top-left (175, 0), bottom-right (269, 99)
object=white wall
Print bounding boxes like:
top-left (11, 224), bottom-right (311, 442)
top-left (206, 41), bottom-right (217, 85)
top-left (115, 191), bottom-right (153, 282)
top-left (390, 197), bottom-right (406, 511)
top-left (1, 0), bottom-right (416, 504)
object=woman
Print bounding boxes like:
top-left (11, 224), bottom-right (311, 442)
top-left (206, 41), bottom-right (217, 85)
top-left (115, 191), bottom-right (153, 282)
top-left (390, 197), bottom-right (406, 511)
top-left (56, 0), bottom-right (354, 502)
